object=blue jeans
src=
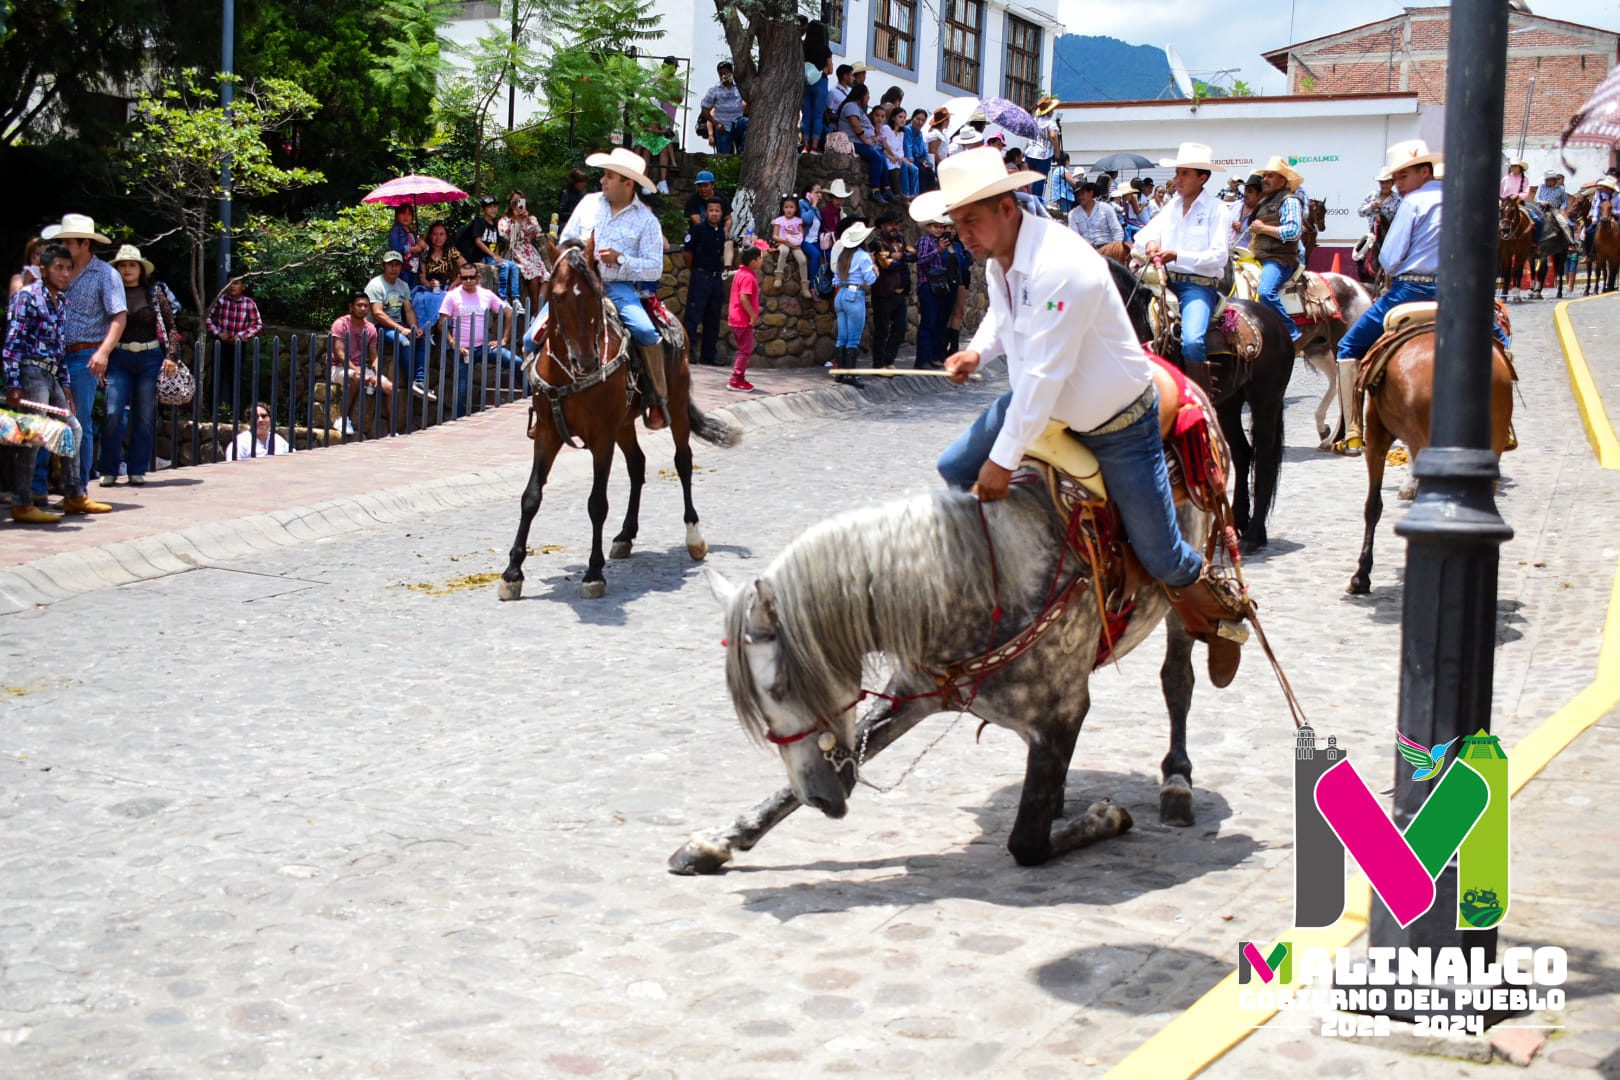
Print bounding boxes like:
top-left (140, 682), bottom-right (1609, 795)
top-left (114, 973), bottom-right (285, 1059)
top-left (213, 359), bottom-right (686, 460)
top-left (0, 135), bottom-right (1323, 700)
top-left (101, 346), bottom-right (161, 479)
top-left (715, 117), bottom-right (749, 154)
top-left (482, 256), bottom-right (520, 301)
top-left (803, 243), bottom-right (824, 295)
top-left (34, 346), bottom-right (98, 495)
top-left (1257, 260), bottom-right (1301, 342)
top-left (1025, 154), bottom-right (1050, 199)
top-left (853, 142), bottom-right (888, 189)
top-left (937, 388), bottom-right (1203, 586)
top-left (604, 281), bottom-right (660, 346)
top-left (380, 327), bottom-right (429, 383)
top-left (802, 76), bottom-right (827, 147)
top-left (898, 160), bottom-right (920, 197)
top-left (1337, 280), bottom-right (1436, 361)
top-left (1169, 281), bottom-right (1218, 366)
top-left (454, 343), bottom-right (523, 418)
top-left (834, 286), bottom-right (866, 348)
top-left (916, 283), bottom-right (950, 367)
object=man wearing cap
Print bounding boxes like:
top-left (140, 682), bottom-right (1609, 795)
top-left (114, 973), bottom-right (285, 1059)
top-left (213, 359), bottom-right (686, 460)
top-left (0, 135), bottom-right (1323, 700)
top-left (919, 147), bottom-right (1247, 686)
top-left (457, 196), bottom-right (520, 302)
top-left (683, 198), bottom-right (729, 366)
top-left (5, 242), bottom-right (111, 520)
top-left (1334, 139), bottom-right (1447, 454)
top-left (367, 252), bottom-right (434, 402)
top-left (561, 148), bottom-right (673, 429)
top-left (700, 61), bottom-right (748, 155)
top-left (686, 171), bottom-right (735, 269)
top-left (42, 214), bottom-right (126, 498)
top-left (1066, 182), bottom-right (1122, 249)
top-left (1248, 156), bottom-right (1306, 344)
top-left (1133, 143), bottom-right (1232, 391)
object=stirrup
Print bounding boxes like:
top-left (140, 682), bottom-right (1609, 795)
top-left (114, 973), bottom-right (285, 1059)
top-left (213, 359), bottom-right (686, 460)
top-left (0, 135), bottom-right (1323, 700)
top-left (1333, 435), bottom-right (1363, 456)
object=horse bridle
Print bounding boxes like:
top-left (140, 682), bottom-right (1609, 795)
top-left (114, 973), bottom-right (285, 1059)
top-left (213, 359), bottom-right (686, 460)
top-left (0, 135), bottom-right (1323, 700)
top-left (527, 293), bottom-right (631, 449)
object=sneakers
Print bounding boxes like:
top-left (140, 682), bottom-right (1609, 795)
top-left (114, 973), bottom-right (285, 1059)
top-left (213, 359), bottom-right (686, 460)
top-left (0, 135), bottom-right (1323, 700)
top-left (411, 381), bottom-right (439, 403)
top-left (10, 504), bottom-right (63, 524)
top-left (60, 494), bottom-right (112, 515)
top-left (727, 378), bottom-right (755, 392)
top-left (129, 476), bottom-right (145, 487)
top-left (98, 475), bottom-right (117, 488)
top-left (656, 180), bottom-right (670, 195)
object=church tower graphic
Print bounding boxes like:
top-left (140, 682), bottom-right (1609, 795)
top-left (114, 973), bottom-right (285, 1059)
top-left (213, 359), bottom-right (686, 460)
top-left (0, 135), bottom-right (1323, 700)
top-left (1294, 724), bottom-right (1347, 927)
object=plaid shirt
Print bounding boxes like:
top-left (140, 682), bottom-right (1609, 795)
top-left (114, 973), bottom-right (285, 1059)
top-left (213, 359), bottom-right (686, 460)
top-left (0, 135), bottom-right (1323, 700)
top-left (3, 281), bottom-right (67, 391)
top-left (206, 292), bottom-right (263, 339)
top-left (62, 256), bottom-right (126, 346)
top-left (559, 192), bottom-right (665, 284)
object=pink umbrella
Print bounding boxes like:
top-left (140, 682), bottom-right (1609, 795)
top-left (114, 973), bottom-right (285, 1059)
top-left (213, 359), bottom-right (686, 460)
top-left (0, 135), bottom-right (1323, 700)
top-left (362, 175), bottom-right (469, 207)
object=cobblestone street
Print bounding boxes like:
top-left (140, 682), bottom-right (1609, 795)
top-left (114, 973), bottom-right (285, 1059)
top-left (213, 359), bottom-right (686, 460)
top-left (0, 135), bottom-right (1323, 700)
top-left (1, 302), bottom-right (1616, 1078)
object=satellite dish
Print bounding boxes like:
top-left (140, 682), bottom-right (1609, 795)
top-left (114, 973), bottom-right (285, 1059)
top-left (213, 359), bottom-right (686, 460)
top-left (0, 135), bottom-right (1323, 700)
top-left (1165, 44), bottom-right (1195, 100)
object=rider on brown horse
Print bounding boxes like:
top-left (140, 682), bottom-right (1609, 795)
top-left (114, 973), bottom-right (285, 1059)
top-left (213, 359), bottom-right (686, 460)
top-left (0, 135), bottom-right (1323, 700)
top-left (1248, 155), bottom-right (1307, 349)
top-left (559, 147), bottom-right (672, 430)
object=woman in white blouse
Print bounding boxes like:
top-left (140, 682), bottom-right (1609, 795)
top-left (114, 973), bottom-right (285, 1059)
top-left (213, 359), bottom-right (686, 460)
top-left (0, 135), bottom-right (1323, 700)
top-left (226, 402), bottom-right (293, 461)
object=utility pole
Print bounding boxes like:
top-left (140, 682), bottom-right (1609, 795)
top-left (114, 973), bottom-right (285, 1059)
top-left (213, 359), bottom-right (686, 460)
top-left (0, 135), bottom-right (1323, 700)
top-left (1367, 0), bottom-right (1513, 1025)
top-left (508, 0), bottom-right (518, 130)
top-left (218, 0), bottom-right (235, 293)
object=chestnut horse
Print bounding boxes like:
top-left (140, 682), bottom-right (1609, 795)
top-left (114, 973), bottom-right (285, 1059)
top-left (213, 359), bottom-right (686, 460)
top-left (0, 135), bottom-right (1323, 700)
top-left (1498, 198), bottom-right (1536, 300)
top-left (497, 237), bottom-right (737, 602)
top-left (1303, 199), bottom-right (1327, 266)
top-left (1347, 319), bottom-right (1515, 595)
top-left (1589, 198), bottom-right (1620, 295)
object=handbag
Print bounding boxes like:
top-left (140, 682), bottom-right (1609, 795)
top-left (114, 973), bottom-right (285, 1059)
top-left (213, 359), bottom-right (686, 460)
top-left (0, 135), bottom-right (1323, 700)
top-left (154, 288), bottom-right (196, 406)
top-left (804, 61), bottom-right (820, 85)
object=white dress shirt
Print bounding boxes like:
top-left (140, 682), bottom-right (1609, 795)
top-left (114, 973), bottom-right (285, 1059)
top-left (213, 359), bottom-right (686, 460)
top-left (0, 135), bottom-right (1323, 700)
top-left (560, 191), bottom-right (665, 283)
top-left (1380, 179), bottom-right (1443, 277)
top-left (1132, 187), bottom-right (1232, 279)
top-left (1066, 200), bottom-right (1123, 246)
top-left (968, 213), bottom-right (1152, 471)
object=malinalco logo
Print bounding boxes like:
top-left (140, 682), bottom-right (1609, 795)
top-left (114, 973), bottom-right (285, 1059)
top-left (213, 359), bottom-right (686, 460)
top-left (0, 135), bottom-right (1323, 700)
top-left (1293, 726), bottom-right (1509, 930)
top-left (1237, 941), bottom-right (1292, 984)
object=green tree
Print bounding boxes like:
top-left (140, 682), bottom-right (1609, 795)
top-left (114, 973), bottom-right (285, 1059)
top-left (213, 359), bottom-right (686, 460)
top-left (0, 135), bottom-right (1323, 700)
top-left (715, 0), bottom-right (807, 224)
top-left (543, 0), bottom-right (680, 152)
top-left (122, 70), bottom-right (323, 322)
top-left (448, 0), bottom-right (562, 195)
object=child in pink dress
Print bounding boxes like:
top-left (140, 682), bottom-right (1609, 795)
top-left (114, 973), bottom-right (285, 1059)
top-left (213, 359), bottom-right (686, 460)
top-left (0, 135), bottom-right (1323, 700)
top-left (727, 248), bottom-right (762, 392)
top-left (769, 195), bottom-right (812, 298)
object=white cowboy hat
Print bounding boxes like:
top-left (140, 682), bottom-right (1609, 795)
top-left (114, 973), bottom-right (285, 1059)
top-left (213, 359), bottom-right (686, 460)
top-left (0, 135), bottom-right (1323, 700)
top-left (851, 61), bottom-right (871, 74)
top-left (1256, 155), bottom-right (1304, 192)
top-left (40, 225), bottom-right (61, 240)
top-left (953, 128), bottom-right (984, 147)
top-left (909, 147), bottom-right (1044, 224)
top-left (1543, 169), bottom-right (1561, 181)
top-left (51, 213), bottom-right (111, 243)
top-left (1508, 159), bottom-right (1529, 172)
top-left (584, 147), bottom-right (656, 192)
top-left (1159, 142), bottom-right (1224, 172)
top-left (833, 221), bottom-right (874, 251)
top-left (1375, 166), bottom-right (1394, 183)
top-left (1384, 139), bottom-right (1443, 174)
top-left (1598, 176), bottom-right (1620, 192)
top-left (109, 244), bottom-right (154, 276)
top-left (825, 178), bottom-right (855, 199)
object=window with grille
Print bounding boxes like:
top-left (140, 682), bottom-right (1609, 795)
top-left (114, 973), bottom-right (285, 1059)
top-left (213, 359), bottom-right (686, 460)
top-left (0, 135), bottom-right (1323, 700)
top-left (941, 0), bottom-right (983, 92)
top-left (826, 0), bottom-right (846, 47)
top-left (873, 0), bottom-right (915, 70)
top-left (1004, 15), bottom-right (1042, 110)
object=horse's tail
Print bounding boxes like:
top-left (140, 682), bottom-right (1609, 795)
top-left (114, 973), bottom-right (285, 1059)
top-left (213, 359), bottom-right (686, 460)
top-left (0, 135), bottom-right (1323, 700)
top-left (689, 399), bottom-right (742, 447)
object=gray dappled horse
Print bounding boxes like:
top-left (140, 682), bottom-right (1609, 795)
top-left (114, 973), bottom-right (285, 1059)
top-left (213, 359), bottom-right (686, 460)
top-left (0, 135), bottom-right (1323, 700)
top-left (669, 482), bottom-right (1214, 874)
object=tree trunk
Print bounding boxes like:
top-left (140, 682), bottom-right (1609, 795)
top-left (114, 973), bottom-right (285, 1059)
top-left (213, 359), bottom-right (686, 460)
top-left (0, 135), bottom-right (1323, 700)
top-left (716, 1), bottom-right (802, 234)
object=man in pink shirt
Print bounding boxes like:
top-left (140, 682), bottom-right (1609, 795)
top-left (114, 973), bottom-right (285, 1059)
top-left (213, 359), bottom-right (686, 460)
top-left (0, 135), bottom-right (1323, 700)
top-left (437, 263), bottom-right (520, 417)
top-left (329, 291), bottom-right (394, 435)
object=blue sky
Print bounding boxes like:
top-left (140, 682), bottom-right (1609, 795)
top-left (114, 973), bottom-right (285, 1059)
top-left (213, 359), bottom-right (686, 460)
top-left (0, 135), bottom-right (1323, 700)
top-left (1056, 0), bottom-right (1620, 97)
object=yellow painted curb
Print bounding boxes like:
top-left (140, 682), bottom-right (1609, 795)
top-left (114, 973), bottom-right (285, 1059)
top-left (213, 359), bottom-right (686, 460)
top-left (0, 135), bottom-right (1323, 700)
top-left (1105, 301), bottom-right (1620, 1080)
top-left (1553, 295), bottom-right (1620, 469)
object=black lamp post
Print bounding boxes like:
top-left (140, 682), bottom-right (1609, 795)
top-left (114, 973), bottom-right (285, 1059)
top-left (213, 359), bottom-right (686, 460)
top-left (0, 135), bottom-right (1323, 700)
top-left (1367, 0), bottom-right (1514, 1016)
top-left (217, 0), bottom-right (235, 293)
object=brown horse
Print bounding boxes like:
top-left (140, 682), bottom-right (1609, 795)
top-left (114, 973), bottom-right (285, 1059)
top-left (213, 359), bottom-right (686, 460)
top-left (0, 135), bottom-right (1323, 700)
top-left (1590, 197), bottom-right (1620, 295)
top-left (497, 236), bottom-right (737, 602)
top-left (1498, 198), bottom-right (1536, 300)
top-left (1303, 199), bottom-right (1327, 266)
top-left (1347, 318), bottom-right (1515, 595)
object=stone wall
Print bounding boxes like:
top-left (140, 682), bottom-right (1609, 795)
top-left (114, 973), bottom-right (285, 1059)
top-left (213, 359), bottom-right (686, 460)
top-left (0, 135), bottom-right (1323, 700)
top-left (658, 151), bottom-right (989, 369)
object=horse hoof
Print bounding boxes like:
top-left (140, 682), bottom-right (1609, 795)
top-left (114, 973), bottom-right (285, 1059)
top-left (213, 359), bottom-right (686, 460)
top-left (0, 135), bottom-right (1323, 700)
top-left (497, 578), bottom-right (523, 602)
top-left (1347, 576), bottom-right (1370, 595)
top-left (579, 580), bottom-right (607, 599)
top-left (687, 540), bottom-right (709, 561)
top-left (1086, 799), bottom-right (1133, 837)
top-left (668, 836), bottom-right (732, 875)
top-left (1159, 776), bottom-right (1196, 827)
top-left (1397, 480), bottom-right (1418, 501)
top-left (609, 541), bottom-right (633, 560)
top-left (1240, 535), bottom-right (1267, 556)
top-left (1316, 423), bottom-right (1330, 442)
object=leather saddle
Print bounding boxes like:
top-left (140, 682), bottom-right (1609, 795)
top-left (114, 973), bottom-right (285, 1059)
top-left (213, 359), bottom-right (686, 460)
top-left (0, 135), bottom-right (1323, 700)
top-left (1021, 363), bottom-right (1183, 501)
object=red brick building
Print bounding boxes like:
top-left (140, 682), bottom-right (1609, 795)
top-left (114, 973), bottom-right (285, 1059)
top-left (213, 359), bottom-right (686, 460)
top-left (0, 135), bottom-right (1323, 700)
top-left (1261, 6), bottom-right (1617, 173)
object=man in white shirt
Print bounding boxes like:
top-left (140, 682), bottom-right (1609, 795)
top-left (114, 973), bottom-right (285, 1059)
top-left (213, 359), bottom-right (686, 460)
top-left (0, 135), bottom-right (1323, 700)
top-left (913, 148), bottom-right (1246, 686)
top-left (1066, 182), bottom-right (1123, 248)
top-left (561, 148), bottom-right (672, 429)
top-left (1133, 142), bottom-right (1232, 391)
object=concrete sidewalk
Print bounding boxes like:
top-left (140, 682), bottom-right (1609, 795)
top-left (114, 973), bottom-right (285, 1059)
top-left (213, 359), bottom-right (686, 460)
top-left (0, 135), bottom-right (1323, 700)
top-left (0, 362), bottom-right (956, 615)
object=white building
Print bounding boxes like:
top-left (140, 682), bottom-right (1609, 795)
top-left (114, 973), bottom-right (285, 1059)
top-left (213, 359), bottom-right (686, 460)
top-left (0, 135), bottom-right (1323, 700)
top-left (445, 0), bottom-right (1063, 152)
top-left (1055, 92), bottom-right (1444, 264)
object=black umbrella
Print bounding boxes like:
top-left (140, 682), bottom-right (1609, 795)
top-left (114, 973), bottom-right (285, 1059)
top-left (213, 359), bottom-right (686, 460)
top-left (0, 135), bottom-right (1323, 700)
top-left (1091, 152), bottom-right (1155, 172)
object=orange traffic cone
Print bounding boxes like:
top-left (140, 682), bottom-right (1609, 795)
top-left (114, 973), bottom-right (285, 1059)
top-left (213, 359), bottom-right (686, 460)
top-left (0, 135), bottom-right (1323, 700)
top-left (1331, 250), bottom-right (1343, 276)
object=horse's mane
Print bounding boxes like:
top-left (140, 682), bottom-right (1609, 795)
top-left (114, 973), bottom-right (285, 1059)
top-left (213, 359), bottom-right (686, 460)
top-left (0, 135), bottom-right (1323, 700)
top-left (723, 488), bottom-right (1056, 743)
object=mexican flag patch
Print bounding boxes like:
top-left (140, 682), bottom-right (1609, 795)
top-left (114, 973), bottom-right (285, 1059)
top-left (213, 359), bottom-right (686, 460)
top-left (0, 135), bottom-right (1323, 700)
top-left (1046, 300), bottom-right (1065, 312)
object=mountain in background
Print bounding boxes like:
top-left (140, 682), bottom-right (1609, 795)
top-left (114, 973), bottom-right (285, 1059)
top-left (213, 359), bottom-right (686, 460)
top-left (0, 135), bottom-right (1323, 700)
top-left (1052, 35), bottom-right (1179, 102)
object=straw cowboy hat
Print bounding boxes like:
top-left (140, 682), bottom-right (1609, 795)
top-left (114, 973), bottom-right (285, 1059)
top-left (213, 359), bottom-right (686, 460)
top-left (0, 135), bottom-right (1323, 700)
top-left (1256, 155), bottom-right (1303, 191)
top-left (1508, 158), bottom-right (1529, 172)
top-left (1159, 142), bottom-right (1224, 172)
top-left (1375, 166), bottom-right (1394, 183)
top-left (1383, 139), bottom-right (1443, 174)
top-left (833, 220), bottom-right (874, 252)
top-left (1598, 176), bottom-right (1620, 193)
top-left (954, 128), bottom-right (984, 147)
top-left (1543, 169), bottom-right (1562, 181)
top-left (825, 178), bottom-right (855, 199)
top-left (1033, 95), bottom-right (1060, 117)
top-left (909, 147), bottom-right (1044, 224)
top-left (51, 213), bottom-right (111, 243)
top-left (109, 244), bottom-right (154, 276)
top-left (584, 147), bottom-right (655, 192)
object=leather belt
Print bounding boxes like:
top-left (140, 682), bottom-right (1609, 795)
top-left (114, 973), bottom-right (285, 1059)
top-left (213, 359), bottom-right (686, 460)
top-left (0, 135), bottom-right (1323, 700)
top-left (119, 340), bottom-right (162, 353)
top-left (67, 341), bottom-right (103, 352)
top-left (1075, 383), bottom-right (1156, 438)
top-left (1166, 271), bottom-right (1219, 287)
top-left (1394, 273), bottom-right (1437, 284)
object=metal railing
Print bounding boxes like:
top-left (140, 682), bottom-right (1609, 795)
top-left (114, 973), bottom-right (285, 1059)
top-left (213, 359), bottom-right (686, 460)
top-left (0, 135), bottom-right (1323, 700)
top-left (146, 306), bottom-right (533, 470)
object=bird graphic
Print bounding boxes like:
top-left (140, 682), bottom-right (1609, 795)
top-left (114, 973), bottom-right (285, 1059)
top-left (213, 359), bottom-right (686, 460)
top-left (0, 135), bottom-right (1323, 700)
top-left (1396, 732), bottom-right (1459, 781)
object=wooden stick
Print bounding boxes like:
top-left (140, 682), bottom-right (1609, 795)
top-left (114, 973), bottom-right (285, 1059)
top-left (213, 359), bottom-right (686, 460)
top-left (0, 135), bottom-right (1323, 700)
top-left (826, 368), bottom-right (981, 380)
